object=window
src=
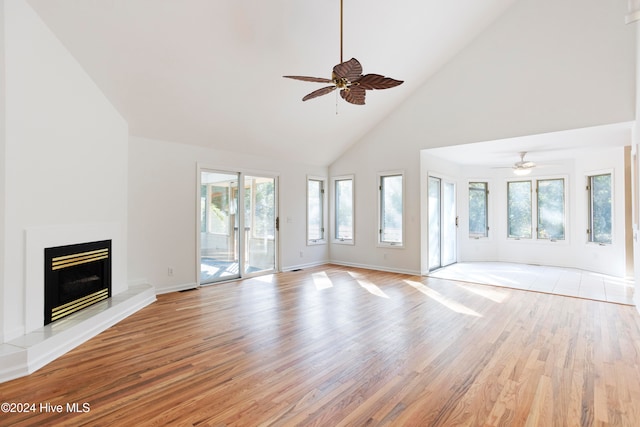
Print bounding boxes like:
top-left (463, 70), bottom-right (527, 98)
top-left (587, 173), bottom-right (612, 244)
top-left (307, 177), bottom-right (326, 244)
top-left (537, 178), bottom-right (565, 240)
top-left (379, 172), bottom-right (404, 246)
top-left (468, 182), bottom-right (488, 238)
top-left (334, 176), bottom-right (354, 243)
top-left (507, 178), bottom-right (566, 241)
top-left (507, 181), bottom-right (532, 239)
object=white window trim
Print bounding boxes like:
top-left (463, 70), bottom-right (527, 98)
top-left (377, 170), bottom-right (405, 248)
top-left (506, 174), bottom-right (569, 244)
top-left (468, 180), bottom-right (490, 240)
top-left (331, 174), bottom-right (355, 245)
top-left (586, 168), bottom-right (614, 245)
top-left (306, 175), bottom-right (327, 245)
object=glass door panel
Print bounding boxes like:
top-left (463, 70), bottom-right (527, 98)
top-left (442, 181), bottom-right (457, 267)
top-left (243, 175), bottom-right (277, 275)
top-left (200, 171), bottom-right (240, 283)
top-left (428, 176), bottom-right (457, 271)
top-left (428, 176), bottom-right (442, 270)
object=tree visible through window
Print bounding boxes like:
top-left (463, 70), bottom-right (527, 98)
top-left (588, 173), bottom-right (612, 244)
top-left (307, 178), bottom-right (325, 243)
top-left (507, 178), bottom-right (566, 241)
top-left (469, 182), bottom-right (488, 238)
top-left (334, 177), bottom-right (354, 241)
top-left (507, 181), bottom-right (532, 239)
top-left (537, 178), bottom-right (565, 240)
top-left (379, 173), bottom-right (403, 245)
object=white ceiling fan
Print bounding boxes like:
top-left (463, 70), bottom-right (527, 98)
top-left (492, 152), bottom-right (537, 175)
top-left (512, 151), bottom-right (536, 175)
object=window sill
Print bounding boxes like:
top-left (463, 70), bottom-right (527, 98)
top-left (377, 242), bottom-right (404, 249)
top-left (506, 238), bottom-right (570, 245)
top-left (332, 239), bottom-right (355, 246)
top-left (586, 241), bottom-right (612, 247)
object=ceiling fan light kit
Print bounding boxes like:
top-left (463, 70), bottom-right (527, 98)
top-left (512, 152), bottom-right (536, 175)
top-left (283, 0), bottom-right (403, 105)
top-left (513, 167), bottom-right (532, 176)
top-left (492, 152), bottom-right (538, 175)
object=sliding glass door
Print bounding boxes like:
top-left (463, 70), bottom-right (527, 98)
top-left (428, 177), bottom-right (442, 270)
top-left (428, 176), bottom-right (457, 271)
top-left (200, 171), bottom-right (241, 283)
top-left (200, 170), bottom-right (277, 284)
top-left (442, 181), bottom-right (457, 266)
top-left (243, 175), bottom-right (276, 275)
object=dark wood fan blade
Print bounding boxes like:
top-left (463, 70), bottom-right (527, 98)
top-left (283, 75), bottom-right (334, 84)
top-left (302, 85), bottom-right (337, 101)
top-left (356, 74), bottom-right (404, 90)
top-left (333, 58), bottom-right (363, 82)
top-left (340, 86), bottom-right (366, 105)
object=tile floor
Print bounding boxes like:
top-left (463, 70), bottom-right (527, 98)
top-left (428, 262), bottom-right (635, 305)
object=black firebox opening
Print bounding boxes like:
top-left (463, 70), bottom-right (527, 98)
top-left (44, 240), bottom-right (112, 325)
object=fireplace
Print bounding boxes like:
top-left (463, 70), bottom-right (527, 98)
top-left (44, 240), bottom-right (112, 325)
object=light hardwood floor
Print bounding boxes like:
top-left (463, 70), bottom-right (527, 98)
top-left (2, 264), bottom-right (640, 426)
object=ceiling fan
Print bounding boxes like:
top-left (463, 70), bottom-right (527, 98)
top-left (510, 152), bottom-right (536, 175)
top-left (283, 0), bottom-right (403, 105)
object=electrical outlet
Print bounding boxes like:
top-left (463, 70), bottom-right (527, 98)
top-left (167, 267), bottom-right (174, 276)
top-left (299, 251), bottom-right (303, 258)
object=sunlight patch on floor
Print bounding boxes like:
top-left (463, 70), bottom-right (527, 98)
top-left (404, 280), bottom-right (482, 317)
top-left (456, 283), bottom-right (508, 303)
top-left (348, 271), bottom-right (390, 299)
top-left (254, 274), bottom-right (274, 283)
top-left (312, 271), bottom-right (334, 290)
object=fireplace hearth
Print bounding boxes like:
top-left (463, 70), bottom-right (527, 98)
top-left (44, 240), bottom-right (112, 325)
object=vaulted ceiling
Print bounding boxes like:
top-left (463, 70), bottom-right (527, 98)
top-left (26, 0), bottom-right (516, 166)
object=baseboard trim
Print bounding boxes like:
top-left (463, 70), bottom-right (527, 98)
top-left (282, 260), bottom-right (330, 272)
top-left (328, 260), bottom-right (421, 276)
top-left (155, 282), bottom-right (198, 295)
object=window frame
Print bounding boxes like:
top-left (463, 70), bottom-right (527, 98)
top-left (468, 181), bottom-right (489, 239)
top-left (586, 171), bottom-right (613, 245)
top-left (536, 177), bottom-right (566, 241)
top-left (306, 176), bottom-right (327, 245)
top-left (506, 176), bottom-right (568, 242)
top-left (377, 171), bottom-right (405, 248)
top-left (332, 174), bottom-right (355, 245)
top-left (507, 180), bottom-right (533, 239)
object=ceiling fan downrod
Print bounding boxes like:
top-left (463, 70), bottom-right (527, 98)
top-left (340, 0), bottom-right (344, 63)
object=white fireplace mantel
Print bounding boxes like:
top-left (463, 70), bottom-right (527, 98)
top-left (0, 222), bottom-right (155, 383)
top-left (25, 222), bottom-right (127, 334)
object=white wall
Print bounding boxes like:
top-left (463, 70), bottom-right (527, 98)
top-left (0, 2), bottom-right (5, 343)
top-left (376, 0), bottom-right (635, 151)
top-left (441, 148), bottom-right (627, 277)
top-left (128, 136), bottom-right (329, 294)
top-left (329, 0), bottom-right (635, 275)
top-left (328, 144), bottom-right (422, 274)
top-left (634, 25), bottom-right (640, 311)
top-left (2, 0), bottom-right (128, 340)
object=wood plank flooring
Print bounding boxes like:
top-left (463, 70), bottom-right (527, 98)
top-left (2, 264), bottom-right (640, 426)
